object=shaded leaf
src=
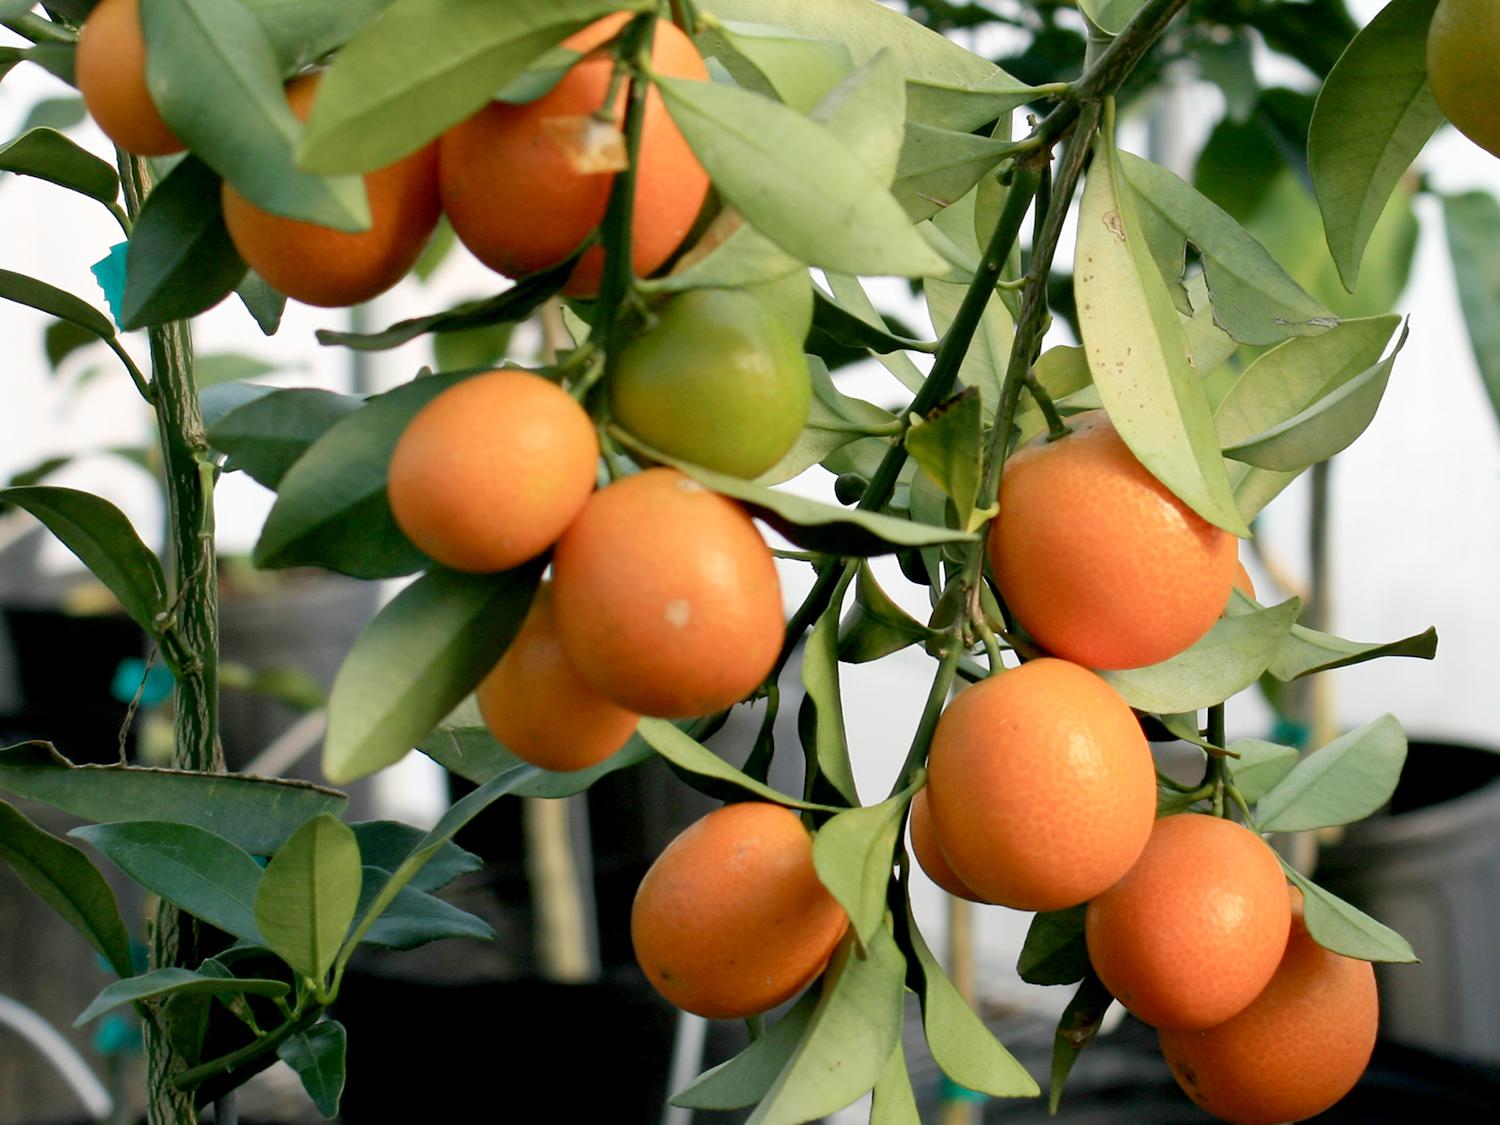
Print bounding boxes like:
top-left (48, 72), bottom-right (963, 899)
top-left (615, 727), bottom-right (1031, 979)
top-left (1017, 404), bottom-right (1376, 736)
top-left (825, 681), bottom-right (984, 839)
top-left (278, 1020), bottom-right (347, 1119)
top-left (243, 0), bottom-right (392, 73)
top-left (349, 821), bottom-right (480, 893)
top-left (672, 990), bottom-right (819, 1109)
top-left (352, 865), bottom-right (492, 950)
top-left (0, 127), bottom-right (118, 204)
top-left (236, 271), bottom-right (286, 335)
top-left (208, 387), bottom-right (363, 490)
top-left (417, 715), bottom-right (654, 796)
top-left (800, 575), bottom-right (861, 807)
top-left (893, 122), bottom-right (1013, 222)
top-left (636, 718), bottom-right (834, 812)
top-left (76, 967), bottom-right (287, 1026)
top-left (1018, 905), bottom-right (1089, 987)
top-left (906, 388), bottom-right (989, 532)
top-left (837, 562), bottom-right (932, 665)
top-left (1049, 971), bottom-right (1114, 1114)
top-left (1442, 191), bottom-right (1500, 428)
top-left (706, 20), bottom-right (852, 113)
top-left (0, 267), bottom-right (116, 339)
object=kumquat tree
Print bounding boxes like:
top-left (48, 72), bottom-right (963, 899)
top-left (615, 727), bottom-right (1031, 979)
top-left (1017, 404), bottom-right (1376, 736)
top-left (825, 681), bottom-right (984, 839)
top-left (7, 0), bottom-right (1488, 1121)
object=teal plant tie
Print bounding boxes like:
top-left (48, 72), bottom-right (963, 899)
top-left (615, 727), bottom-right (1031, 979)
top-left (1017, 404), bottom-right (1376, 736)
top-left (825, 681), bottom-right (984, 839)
top-left (1270, 717), bottom-right (1311, 750)
top-left (939, 1074), bottom-right (988, 1103)
top-left (90, 241), bottom-right (129, 329)
top-left (111, 657), bottom-right (174, 708)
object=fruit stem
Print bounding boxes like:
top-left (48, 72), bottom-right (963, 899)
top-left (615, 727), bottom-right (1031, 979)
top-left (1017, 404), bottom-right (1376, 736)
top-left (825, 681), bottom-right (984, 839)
top-left (890, 642), bottom-right (960, 798)
top-left (1022, 371), bottom-right (1070, 442)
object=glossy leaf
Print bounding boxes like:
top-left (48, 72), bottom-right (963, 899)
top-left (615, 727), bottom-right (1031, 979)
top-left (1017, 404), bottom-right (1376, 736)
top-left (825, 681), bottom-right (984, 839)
top-left (1224, 324), bottom-right (1407, 472)
top-left (1074, 133), bottom-right (1248, 536)
top-left (208, 387), bottom-right (363, 490)
top-left (0, 267), bottom-right (116, 339)
top-left (299, 0), bottom-right (643, 174)
top-left (672, 990), bottom-right (819, 1109)
top-left (0, 485), bottom-right (167, 634)
top-left (1049, 971), bottom-right (1114, 1113)
top-left (72, 821), bottom-right (266, 943)
top-left (417, 715), bottom-right (653, 796)
top-left (0, 127), bottom-right (119, 205)
top-left (1442, 192), bottom-right (1500, 426)
top-left (1257, 715), bottom-right (1407, 832)
top-left (837, 563), bottom-right (932, 664)
top-left (253, 372), bottom-right (471, 578)
top-left (636, 718), bottom-right (835, 812)
top-left (905, 388), bottom-right (990, 532)
top-left (0, 800), bottom-right (134, 979)
top-left (76, 967), bottom-right (287, 1026)
top-left (747, 926), bottom-right (906, 1125)
top-left (142, 0), bottom-right (369, 230)
top-left (1017, 904), bottom-right (1089, 987)
top-left (1119, 152), bottom-right (1335, 345)
top-left (122, 155), bottom-right (246, 329)
top-left (351, 865), bottom-right (492, 950)
top-left (1267, 619), bottom-right (1438, 681)
top-left (0, 742), bottom-right (345, 856)
top-left (324, 564), bottom-right (541, 783)
top-left (800, 575), bottom-right (861, 807)
top-left (349, 821), bottom-right (480, 894)
top-left (1282, 865), bottom-right (1417, 963)
top-left (657, 75), bottom-right (948, 278)
top-left (278, 1020), bottom-right (347, 1119)
top-left (909, 903), bottom-right (1038, 1097)
top-left (1308, 0), bottom-right (1442, 290)
top-left (1226, 739), bottom-right (1299, 805)
top-left (256, 814), bottom-right (362, 981)
top-left (813, 786), bottom-right (914, 946)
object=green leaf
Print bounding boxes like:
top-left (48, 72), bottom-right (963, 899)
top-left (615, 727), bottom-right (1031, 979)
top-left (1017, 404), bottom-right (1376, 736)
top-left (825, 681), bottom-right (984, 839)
top-left (893, 122), bottom-right (1014, 223)
top-left (635, 718), bottom-right (834, 811)
top-left (837, 562), bottom-right (932, 664)
top-left (72, 821), bottom-right (266, 943)
top-left (1192, 31), bottom-right (1258, 124)
top-left (759, 359), bottom-right (895, 486)
top-left (923, 274), bottom-right (1013, 405)
top-left (253, 372), bottom-right (472, 578)
top-left (0, 127), bottom-right (119, 205)
top-left (1267, 620), bottom-right (1438, 681)
top-left (256, 814), bottom-right (362, 982)
top-left (417, 714), bottom-right (654, 795)
top-left (908, 902), bottom-right (1038, 1097)
top-left (236, 271), bottom-right (286, 335)
top-left (1118, 152), bottom-right (1336, 345)
top-left (243, 0), bottom-right (392, 73)
top-left (1017, 904), bottom-right (1089, 987)
top-left (654, 209), bottom-right (805, 295)
top-left (672, 990), bottom-right (819, 1109)
top-left (906, 388), bottom-right (990, 532)
top-left (800, 576), bottom-right (861, 807)
top-left (708, 20), bottom-right (854, 113)
top-left (75, 967), bottom-right (288, 1027)
top-left (657, 75), bottom-right (948, 278)
top-left (0, 742), bottom-right (346, 856)
top-left (142, 0), bottom-right (369, 230)
top-left (208, 387), bottom-right (363, 490)
top-left (813, 786), bottom-right (914, 946)
top-left (812, 288), bottom-right (934, 356)
top-left (1015, 345), bottom-right (1093, 445)
top-left (278, 1021), bottom-right (347, 1119)
top-left (1048, 971), bottom-right (1114, 1114)
top-left (870, 1041), bottom-right (921, 1124)
top-left (298, 0), bottom-right (644, 174)
top-left (1281, 865), bottom-right (1417, 963)
top-left (1077, 0), bottom-right (1146, 35)
top-left (433, 320), bottom-right (514, 372)
top-left (44, 319), bottom-right (100, 371)
top-left (0, 800), bottom-right (134, 979)
top-left (324, 565), bottom-right (539, 783)
top-left (122, 155), bottom-right (246, 329)
top-left (0, 485), bottom-right (167, 634)
top-left (193, 353), bottom-right (284, 388)
top-left (0, 267), bottom-right (116, 340)
top-left (807, 49), bottom-right (906, 186)
top-left (1442, 191), bottom-right (1500, 427)
top-left (1257, 715), bottom-right (1407, 832)
top-left (1074, 132), bottom-right (1249, 536)
top-left (1308, 0), bottom-right (1442, 291)
top-left (1102, 596), bottom-right (1301, 713)
top-left (747, 925), bottom-right (907, 1125)
top-left (349, 821), bottom-right (480, 893)
top-left (1224, 323), bottom-right (1407, 471)
top-left (351, 865), bottom-right (493, 949)
top-left (1226, 739), bottom-right (1299, 805)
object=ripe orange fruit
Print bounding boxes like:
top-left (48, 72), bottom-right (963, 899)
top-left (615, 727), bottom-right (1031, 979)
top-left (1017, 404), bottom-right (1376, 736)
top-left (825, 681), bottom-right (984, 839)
top-left (610, 288), bottom-right (811, 479)
top-left (476, 582), bottom-right (638, 772)
top-left (1086, 813), bottom-right (1292, 1030)
top-left (221, 74), bottom-right (440, 308)
top-left (438, 12), bottom-right (710, 296)
top-left (1159, 893), bottom-right (1378, 1124)
top-left (76, 0), bottom-right (184, 156)
top-left (631, 801), bottom-right (848, 1018)
top-left (1232, 558), bottom-right (1256, 601)
top-left (989, 410), bottom-right (1238, 670)
top-left (550, 467), bottom-right (783, 718)
top-left (387, 370), bottom-right (599, 573)
top-left (924, 658), bottom-right (1156, 912)
top-left (908, 788), bottom-right (985, 903)
top-left (1428, 0), bottom-right (1500, 158)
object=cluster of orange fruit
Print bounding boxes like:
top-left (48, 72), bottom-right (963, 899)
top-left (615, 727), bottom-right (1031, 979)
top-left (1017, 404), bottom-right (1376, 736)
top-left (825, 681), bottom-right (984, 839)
top-left (76, 2), bottom-right (710, 306)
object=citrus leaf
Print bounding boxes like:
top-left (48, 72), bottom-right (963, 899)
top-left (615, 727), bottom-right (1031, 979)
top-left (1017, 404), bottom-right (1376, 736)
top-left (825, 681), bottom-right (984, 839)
top-left (348, 821), bottom-right (480, 894)
top-left (870, 1042), bottom-right (920, 1124)
top-left (656, 75), bottom-right (948, 278)
top-left (0, 485), bottom-right (167, 634)
top-left (236, 270), bottom-right (286, 335)
top-left (1442, 191), bottom-right (1500, 427)
top-left (1308, 0), bottom-right (1442, 291)
top-left (0, 742), bottom-right (345, 856)
top-left (1074, 130), bottom-right (1248, 536)
top-left (417, 715), bottom-right (654, 796)
top-left (837, 562), bottom-right (932, 665)
top-left (1077, 0), bottom-right (1146, 36)
top-left (1268, 619), bottom-right (1438, 681)
top-left (0, 799), bottom-right (134, 979)
top-left (1257, 715), bottom-right (1407, 833)
top-left (207, 387), bottom-right (362, 489)
top-left (812, 288), bottom-right (934, 355)
top-left (0, 266), bottom-right (116, 339)
top-left (635, 718), bottom-right (835, 811)
top-left (298, 0), bottom-right (646, 174)
top-left (1226, 739), bottom-right (1299, 805)
top-left (1281, 865), bottom-right (1417, 963)
top-left (256, 814), bottom-right (362, 981)
top-left (671, 990), bottom-right (819, 1109)
top-left (1048, 971), bottom-right (1114, 1114)
top-left (812, 784), bottom-right (915, 946)
top-left (1015, 345), bottom-right (1093, 446)
top-left (75, 967), bottom-right (288, 1027)
top-left (1224, 323), bottom-right (1407, 472)
top-left (351, 865), bottom-right (493, 950)
top-left (824, 272), bottom-right (926, 393)
top-left (908, 902), bottom-right (1038, 1097)
top-left (893, 122), bottom-right (1013, 223)
top-left (1017, 904), bottom-right (1089, 987)
top-left (142, 0), bottom-right (369, 230)
top-left (243, 0), bottom-right (392, 74)
top-left (707, 20), bottom-right (852, 114)
top-left (807, 48), bottom-right (906, 186)
top-left (905, 388), bottom-right (988, 532)
top-left (121, 155), bottom-right (246, 329)
top-left (323, 564), bottom-right (541, 783)
top-left (72, 821), bottom-right (266, 943)
top-left (278, 1021), bottom-right (347, 1119)
top-left (654, 208), bottom-right (804, 293)
top-left (924, 274), bottom-right (1014, 406)
top-left (800, 572), bottom-right (861, 807)
top-left (1101, 596), bottom-right (1301, 714)
top-left (746, 925), bottom-right (906, 1125)
top-left (0, 127), bottom-right (119, 205)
